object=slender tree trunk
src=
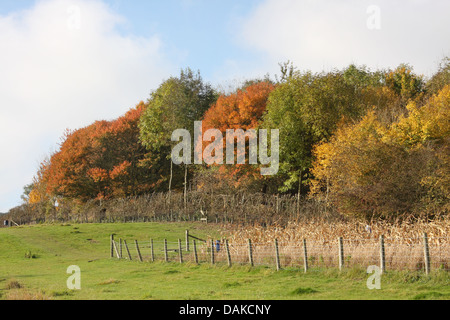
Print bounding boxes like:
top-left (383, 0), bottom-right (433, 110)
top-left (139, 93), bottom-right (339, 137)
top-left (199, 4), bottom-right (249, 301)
top-left (297, 169), bottom-right (302, 215)
top-left (169, 159), bottom-right (173, 206)
top-left (184, 164), bottom-right (188, 213)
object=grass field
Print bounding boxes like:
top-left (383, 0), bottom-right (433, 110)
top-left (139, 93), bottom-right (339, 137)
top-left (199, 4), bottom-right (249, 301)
top-left (0, 222), bottom-right (449, 300)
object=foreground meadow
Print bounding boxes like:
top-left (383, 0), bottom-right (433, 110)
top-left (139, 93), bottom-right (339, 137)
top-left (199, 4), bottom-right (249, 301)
top-left (0, 222), bottom-right (448, 300)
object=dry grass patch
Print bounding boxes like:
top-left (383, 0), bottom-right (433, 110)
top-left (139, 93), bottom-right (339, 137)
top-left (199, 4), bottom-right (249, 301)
top-left (5, 289), bottom-right (52, 300)
top-left (98, 278), bottom-right (122, 285)
top-left (5, 279), bottom-right (23, 290)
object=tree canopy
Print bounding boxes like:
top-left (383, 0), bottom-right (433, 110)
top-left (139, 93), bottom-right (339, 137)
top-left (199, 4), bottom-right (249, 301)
top-left (22, 58), bottom-right (450, 221)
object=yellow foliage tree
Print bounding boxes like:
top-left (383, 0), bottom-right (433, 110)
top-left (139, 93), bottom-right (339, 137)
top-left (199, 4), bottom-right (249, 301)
top-left (310, 86), bottom-right (449, 220)
top-left (389, 85), bottom-right (450, 147)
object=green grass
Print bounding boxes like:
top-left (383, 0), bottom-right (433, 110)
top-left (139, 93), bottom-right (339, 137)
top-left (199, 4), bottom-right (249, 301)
top-left (0, 222), bottom-right (448, 300)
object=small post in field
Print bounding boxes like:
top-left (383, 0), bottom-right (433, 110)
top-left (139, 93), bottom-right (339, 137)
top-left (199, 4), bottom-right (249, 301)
top-left (225, 239), bottom-right (232, 267)
top-left (380, 235), bottom-right (386, 274)
top-left (303, 239), bottom-right (308, 273)
top-left (275, 239), bottom-right (281, 271)
top-left (110, 234), bottom-right (114, 258)
top-left (193, 240), bottom-right (199, 264)
top-left (338, 237), bottom-right (344, 271)
top-left (119, 238), bottom-right (123, 259)
top-left (210, 240), bottom-right (215, 265)
top-left (113, 239), bottom-right (120, 259)
top-left (150, 239), bottom-right (155, 262)
top-left (423, 233), bottom-right (431, 275)
top-left (124, 240), bottom-right (132, 260)
top-left (178, 239), bottom-right (183, 263)
top-left (164, 239), bottom-right (168, 262)
top-left (135, 240), bottom-right (143, 262)
top-left (248, 239), bottom-right (254, 267)
top-left (185, 230), bottom-right (190, 252)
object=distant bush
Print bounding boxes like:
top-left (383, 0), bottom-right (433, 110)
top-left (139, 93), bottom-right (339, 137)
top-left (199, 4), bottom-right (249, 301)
top-left (5, 279), bottom-right (23, 290)
top-left (24, 250), bottom-right (37, 259)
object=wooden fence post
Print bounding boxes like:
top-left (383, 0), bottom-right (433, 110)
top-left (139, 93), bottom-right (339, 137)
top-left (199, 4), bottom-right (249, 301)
top-left (423, 233), bottom-right (431, 275)
top-left (124, 240), bottom-right (132, 261)
top-left (150, 239), bottom-right (155, 262)
top-left (185, 230), bottom-right (190, 252)
top-left (248, 239), bottom-right (254, 267)
top-left (178, 239), bottom-right (183, 263)
top-left (110, 234), bottom-right (114, 258)
top-left (303, 239), bottom-right (308, 273)
top-left (193, 240), bottom-right (199, 264)
top-left (211, 240), bottom-right (215, 265)
top-left (225, 239), bottom-right (232, 267)
top-left (119, 238), bottom-right (123, 259)
top-left (112, 239), bottom-right (120, 259)
top-left (380, 235), bottom-right (386, 274)
top-left (338, 237), bottom-right (344, 271)
top-left (164, 239), bottom-right (168, 262)
top-left (135, 240), bottom-right (143, 262)
top-left (275, 239), bottom-right (281, 271)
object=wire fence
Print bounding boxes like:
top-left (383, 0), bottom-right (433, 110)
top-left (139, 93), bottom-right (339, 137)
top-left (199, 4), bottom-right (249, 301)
top-left (110, 233), bottom-right (449, 273)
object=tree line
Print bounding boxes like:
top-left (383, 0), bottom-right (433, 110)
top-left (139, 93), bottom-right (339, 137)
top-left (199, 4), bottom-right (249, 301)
top-left (17, 58), bottom-right (450, 222)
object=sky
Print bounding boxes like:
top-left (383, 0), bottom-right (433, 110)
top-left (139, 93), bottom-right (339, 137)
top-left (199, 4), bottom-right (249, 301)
top-left (0, 0), bottom-right (449, 213)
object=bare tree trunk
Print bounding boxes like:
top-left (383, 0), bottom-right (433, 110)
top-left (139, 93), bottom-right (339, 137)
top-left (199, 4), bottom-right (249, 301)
top-left (184, 164), bottom-right (188, 213)
top-left (169, 159), bottom-right (173, 206)
top-left (297, 169), bottom-right (302, 215)
top-left (326, 176), bottom-right (329, 203)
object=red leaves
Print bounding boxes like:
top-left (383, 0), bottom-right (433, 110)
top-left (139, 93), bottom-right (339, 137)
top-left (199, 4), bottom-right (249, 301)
top-left (87, 168), bottom-right (109, 183)
top-left (201, 81), bottom-right (275, 188)
top-left (203, 82), bottom-right (275, 132)
top-left (110, 161), bottom-right (131, 180)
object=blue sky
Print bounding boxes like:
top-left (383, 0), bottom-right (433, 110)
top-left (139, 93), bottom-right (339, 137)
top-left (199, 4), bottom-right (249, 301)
top-left (99, 0), bottom-right (264, 81)
top-left (0, 0), bottom-right (449, 212)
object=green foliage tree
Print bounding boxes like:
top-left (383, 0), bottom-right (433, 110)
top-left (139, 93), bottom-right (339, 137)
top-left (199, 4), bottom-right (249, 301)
top-left (139, 68), bottom-right (218, 191)
top-left (262, 68), bottom-right (372, 192)
top-left (384, 64), bottom-right (425, 103)
top-left (21, 183), bottom-right (35, 202)
top-left (426, 57), bottom-right (450, 96)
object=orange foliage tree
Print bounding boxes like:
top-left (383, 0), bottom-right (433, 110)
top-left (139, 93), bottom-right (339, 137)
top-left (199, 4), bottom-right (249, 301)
top-left (43, 102), bottom-right (161, 202)
top-left (28, 158), bottom-right (51, 206)
top-left (200, 81), bottom-right (276, 191)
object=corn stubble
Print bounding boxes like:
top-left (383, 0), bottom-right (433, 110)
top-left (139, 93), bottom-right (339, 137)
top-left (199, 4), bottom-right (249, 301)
top-left (219, 217), bottom-right (450, 271)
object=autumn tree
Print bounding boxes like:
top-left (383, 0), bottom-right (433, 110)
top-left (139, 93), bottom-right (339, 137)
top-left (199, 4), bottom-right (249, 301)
top-left (310, 85), bottom-right (450, 220)
top-left (199, 81), bottom-right (276, 192)
top-left (26, 158), bottom-right (51, 205)
top-left (89, 102), bottom-right (161, 197)
top-left (426, 57), bottom-right (450, 96)
top-left (44, 123), bottom-right (102, 201)
top-left (262, 68), bottom-right (369, 194)
top-left (384, 64), bottom-right (425, 102)
top-left (43, 102), bottom-right (159, 202)
top-left (139, 68), bottom-right (218, 195)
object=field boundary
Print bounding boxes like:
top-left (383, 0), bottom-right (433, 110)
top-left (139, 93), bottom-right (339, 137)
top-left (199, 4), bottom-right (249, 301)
top-left (110, 230), bottom-right (449, 273)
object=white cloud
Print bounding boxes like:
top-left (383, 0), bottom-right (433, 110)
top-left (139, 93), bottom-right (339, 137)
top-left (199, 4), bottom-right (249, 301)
top-left (0, 0), bottom-right (175, 212)
top-left (239, 0), bottom-right (450, 77)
